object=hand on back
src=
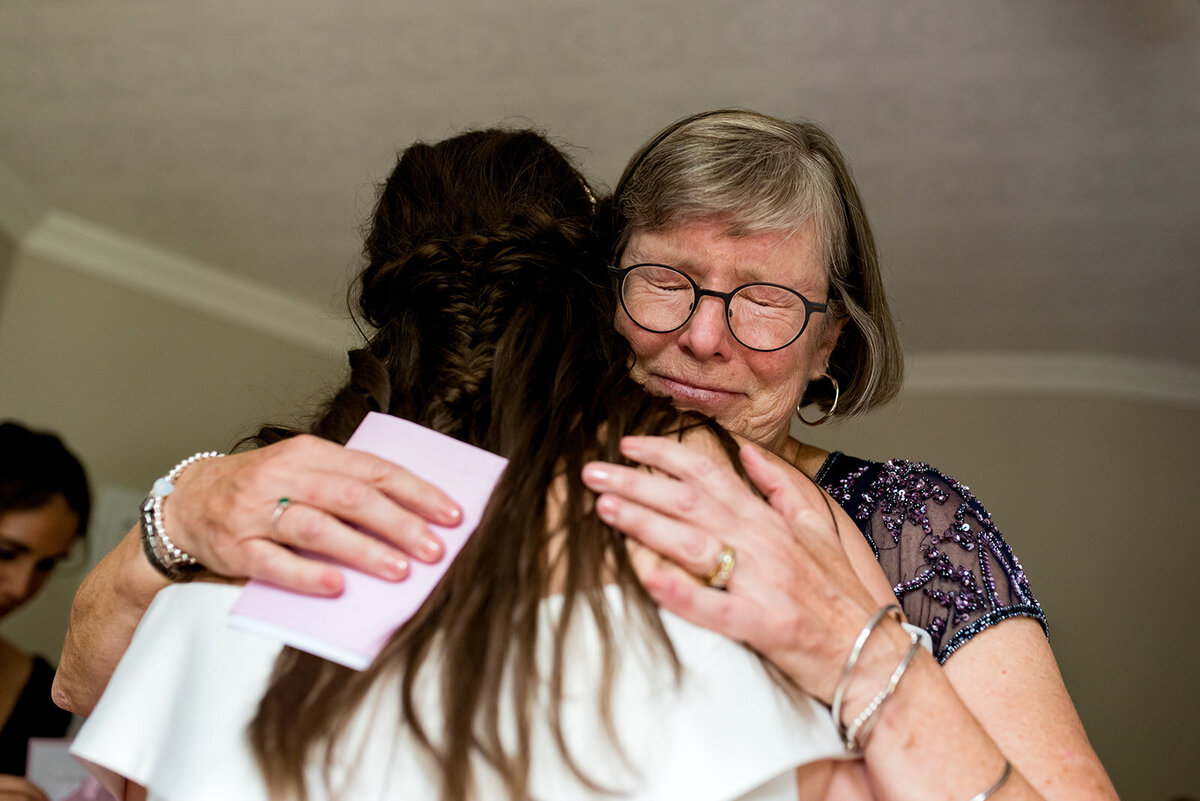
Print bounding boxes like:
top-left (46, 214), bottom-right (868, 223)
top-left (582, 434), bottom-right (894, 704)
top-left (162, 435), bottom-right (462, 595)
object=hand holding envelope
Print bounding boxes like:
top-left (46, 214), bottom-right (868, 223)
top-left (229, 413), bottom-right (508, 669)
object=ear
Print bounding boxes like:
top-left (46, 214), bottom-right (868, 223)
top-left (811, 314), bottom-right (848, 379)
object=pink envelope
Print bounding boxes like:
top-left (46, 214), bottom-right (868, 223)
top-left (228, 412), bottom-right (508, 669)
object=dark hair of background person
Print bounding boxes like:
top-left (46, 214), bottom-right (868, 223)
top-left (0, 421), bottom-right (91, 535)
top-left (247, 129), bottom-right (750, 801)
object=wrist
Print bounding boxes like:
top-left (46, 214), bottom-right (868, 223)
top-left (856, 655), bottom-right (1022, 800)
top-left (139, 451), bottom-right (224, 580)
top-left (112, 525), bottom-right (172, 605)
top-left (835, 616), bottom-right (916, 730)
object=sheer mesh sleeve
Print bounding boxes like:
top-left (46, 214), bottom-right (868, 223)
top-left (822, 456), bottom-right (1047, 664)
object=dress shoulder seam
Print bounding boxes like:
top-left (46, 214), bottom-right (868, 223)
top-left (937, 605), bottom-right (1049, 664)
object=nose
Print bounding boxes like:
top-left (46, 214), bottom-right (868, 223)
top-left (676, 295), bottom-right (732, 360)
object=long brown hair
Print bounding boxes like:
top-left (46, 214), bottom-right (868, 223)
top-left (247, 129), bottom-right (736, 800)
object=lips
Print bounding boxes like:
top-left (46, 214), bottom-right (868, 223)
top-left (645, 372), bottom-right (739, 411)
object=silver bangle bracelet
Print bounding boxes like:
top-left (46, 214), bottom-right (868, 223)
top-left (843, 627), bottom-right (922, 751)
top-left (967, 759), bottom-right (1012, 801)
top-left (830, 603), bottom-right (902, 748)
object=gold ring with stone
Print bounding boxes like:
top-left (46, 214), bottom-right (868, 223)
top-left (706, 544), bottom-right (736, 590)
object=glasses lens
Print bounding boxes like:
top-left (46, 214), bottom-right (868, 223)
top-left (622, 265), bottom-right (695, 332)
top-left (729, 284), bottom-right (809, 350)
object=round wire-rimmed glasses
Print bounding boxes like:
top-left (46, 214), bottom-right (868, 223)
top-left (610, 263), bottom-right (828, 352)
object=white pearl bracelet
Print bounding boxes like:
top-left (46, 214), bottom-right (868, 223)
top-left (140, 451), bottom-right (223, 579)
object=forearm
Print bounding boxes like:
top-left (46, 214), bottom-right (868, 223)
top-left (852, 628), bottom-right (1034, 800)
top-left (52, 524), bottom-right (169, 716)
top-left (848, 620), bottom-right (1117, 801)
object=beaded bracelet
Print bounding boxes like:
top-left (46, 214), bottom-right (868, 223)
top-left (842, 627), bottom-right (922, 751)
top-left (139, 501), bottom-right (194, 582)
top-left (139, 451), bottom-right (223, 580)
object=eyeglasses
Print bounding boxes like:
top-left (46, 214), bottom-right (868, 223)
top-left (610, 263), bottom-right (828, 352)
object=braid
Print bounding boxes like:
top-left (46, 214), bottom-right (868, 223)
top-left (416, 251), bottom-right (501, 441)
top-left (251, 128), bottom-right (729, 801)
top-left (356, 208), bottom-right (603, 445)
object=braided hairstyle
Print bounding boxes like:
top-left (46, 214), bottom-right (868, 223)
top-left (249, 129), bottom-right (735, 801)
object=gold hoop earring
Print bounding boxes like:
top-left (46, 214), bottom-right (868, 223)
top-left (796, 376), bottom-right (839, 427)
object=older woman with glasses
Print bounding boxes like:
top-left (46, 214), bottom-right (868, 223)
top-left (56, 111), bottom-right (1115, 800)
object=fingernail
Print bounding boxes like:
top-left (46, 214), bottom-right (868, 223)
top-left (382, 554), bottom-right (409, 580)
top-left (642, 573), bottom-right (667, 599)
top-left (320, 569), bottom-right (345, 595)
top-left (595, 495), bottom-right (618, 521)
top-left (419, 536), bottom-right (444, 561)
top-left (582, 464), bottom-right (610, 486)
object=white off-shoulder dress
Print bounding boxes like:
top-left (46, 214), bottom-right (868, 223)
top-left (73, 582), bottom-right (856, 801)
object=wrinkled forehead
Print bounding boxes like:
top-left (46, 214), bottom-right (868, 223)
top-left (620, 201), bottom-right (837, 269)
top-left (621, 217), bottom-right (832, 295)
top-left (621, 212), bottom-right (834, 280)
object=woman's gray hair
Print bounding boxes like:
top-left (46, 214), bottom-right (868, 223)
top-left (603, 109), bottom-right (904, 418)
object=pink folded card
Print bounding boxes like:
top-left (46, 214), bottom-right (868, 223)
top-left (228, 412), bottom-right (508, 669)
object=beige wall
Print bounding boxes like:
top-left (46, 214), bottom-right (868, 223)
top-left (0, 236), bottom-right (1195, 798)
top-left (802, 393), bottom-right (1199, 801)
top-left (0, 229), bottom-right (14, 307)
top-left (0, 247), bottom-right (345, 666)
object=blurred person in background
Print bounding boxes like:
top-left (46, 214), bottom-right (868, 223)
top-left (0, 422), bottom-right (89, 800)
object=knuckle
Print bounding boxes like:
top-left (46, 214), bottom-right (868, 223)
top-left (291, 508), bottom-right (325, 547)
top-left (335, 479), bottom-right (370, 508)
top-left (394, 516), bottom-right (428, 547)
top-left (290, 434), bottom-right (319, 451)
top-left (273, 436), bottom-right (302, 460)
top-left (675, 486), bottom-right (701, 513)
top-left (241, 547), bottom-right (272, 580)
top-left (792, 508), bottom-right (828, 535)
top-left (681, 529), bottom-right (708, 563)
top-left (253, 548), bottom-right (302, 588)
top-left (364, 457), bottom-right (392, 484)
top-left (280, 434), bottom-right (323, 464)
top-left (691, 454), bottom-right (718, 480)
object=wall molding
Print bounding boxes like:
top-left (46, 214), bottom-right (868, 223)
top-left (14, 209), bottom-right (1199, 410)
top-left (904, 352), bottom-right (1200, 410)
top-left (21, 211), bottom-right (357, 356)
top-left (0, 161), bottom-right (45, 242)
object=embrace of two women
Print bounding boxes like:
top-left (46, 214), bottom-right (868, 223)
top-left (57, 111), bottom-right (1117, 801)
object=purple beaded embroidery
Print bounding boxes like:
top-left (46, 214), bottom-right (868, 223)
top-left (820, 456), bottom-right (1046, 664)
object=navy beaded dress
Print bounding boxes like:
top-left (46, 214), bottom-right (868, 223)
top-left (817, 453), bottom-right (1047, 664)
